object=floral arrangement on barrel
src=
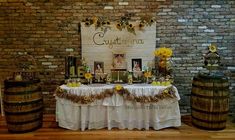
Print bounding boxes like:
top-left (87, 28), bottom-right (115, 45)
top-left (154, 46), bottom-right (173, 77)
top-left (203, 44), bottom-right (220, 71)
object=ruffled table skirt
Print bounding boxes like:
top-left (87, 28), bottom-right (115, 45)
top-left (56, 97), bottom-right (181, 131)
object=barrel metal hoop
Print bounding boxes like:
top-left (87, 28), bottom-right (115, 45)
top-left (7, 122), bottom-right (42, 133)
top-left (4, 106), bottom-right (43, 115)
top-left (3, 98), bottom-right (43, 106)
top-left (191, 92), bottom-right (229, 99)
top-left (192, 122), bottom-right (226, 130)
top-left (192, 115), bottom-right (227, 123)
top-left (192, 83), bottom-right (229, 90)
top-left (3, 98), bottom-right (43, 105)
top-left (191, 106), bottom-right (229, 114)
top-left (4, 79), bottom-right (40, 88)
top-left (6, 114), bottom-right (43, 125)
top-left (4, 87), bottom-right (41, 95)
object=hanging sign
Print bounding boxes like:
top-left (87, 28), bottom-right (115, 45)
top-left (81, 22), bottom-right (156, 73)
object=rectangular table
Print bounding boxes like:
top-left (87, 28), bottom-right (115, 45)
top-left (55, 84), bottom-right (181, 131)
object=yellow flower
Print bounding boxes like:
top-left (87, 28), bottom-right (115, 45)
top-left (92, 16), bottom-right (98, 25)
top-left (115, 84), bottom-right (123, 91)
top-left (84, 73), bottom-right (92, 79)
top-left (154, 47), bottom-right (172, 58)
top-left (144, 71), bottom-right (152, 78)
top-left (163, 89), bottom-right (169, 94)
top-left (209, 44), bottom-right (217, 53)
top-left (116, 23), bottom-right (122, 30)
top-left (165, 48), bottom-right (172, 57)
top-left (139, 23), bottom-right (145, 29)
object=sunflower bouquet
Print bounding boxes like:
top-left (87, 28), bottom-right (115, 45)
top-left (154, 47), bottom-right (173, 59)
top-left (154, 47), bottom-right (173, 76)
top-left (144, 70), bottom-right (152, 84)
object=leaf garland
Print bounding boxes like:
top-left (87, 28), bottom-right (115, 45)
top-left (83, 16), bottom-right (154, 35)
top-left (55, 86), bottom-right (177, 104)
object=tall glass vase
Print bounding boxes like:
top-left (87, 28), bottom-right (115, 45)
top-left (158, 58), bottom-right (172, 77)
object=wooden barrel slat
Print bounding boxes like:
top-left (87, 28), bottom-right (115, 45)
top-left (191, 74), bottom-right (229, 130)
top-left (4, 92), bottom-right (42, 103)
top-left (7, 120), bottom-right (42, 133)
top-left (5, 110), bottom-right (43, 123)
top-left (5, 84), bottom-right (40, 93)
top-left (4, 99), bottom-right (43, 113)
top-left (4, 79), bottom-right (43, 133)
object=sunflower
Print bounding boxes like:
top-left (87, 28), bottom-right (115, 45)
top-left (139, 22), bottom-right (145, 29)
top-left (106, 21), bottom-right (111, 25)
top-left (154, 50), bottom-right (161, 57)
top-left (84, 73), bottom-right (92, 79)
top-left (154, 47), bottom-right (173, 58)
top-left (144, 71), bottom-right (152, 78)
top-left (115, 84), bottom-right (123, 91)
top-left (209, 44), bottom-right (217, 53)
top-left (85, 22), bottom-right (90, 26)
top-left (92, 16), bottom-right (98, 25)
top-left (116, 23), bottom-right (122, 31)
top-left (165, 48), bottom-right (173, 58)
top-left (163, 89), bottom-right (169, 94)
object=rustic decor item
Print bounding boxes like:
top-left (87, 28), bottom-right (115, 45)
top-left (204, 44), bottom-right (220, 71)
top-left (4, 79), bottom-right (43, 133)
top-left (191, 73), bottom-right (229, 130)
top-left (13, 53), bottom-right (40, 81)
top-left (191, 44), bottom-right (229, 130)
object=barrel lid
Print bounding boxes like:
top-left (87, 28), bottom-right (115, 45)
top-left (4, 79), bottom-right (40, 88)
top-left (198, 72), bottom-right (227, 80)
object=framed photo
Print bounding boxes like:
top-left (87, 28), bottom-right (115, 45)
top-left (113, 53), bottom-right (126, 69)
top-left (132, 58), bottom-right (143, 82)
top-left (94, 61), bottom-right (104, 74)
top-left (132, 58), bottom-right (142, 72)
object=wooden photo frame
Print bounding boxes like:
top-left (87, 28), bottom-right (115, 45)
top-left (94, 61), bottom-right (104, 74)
top-left (113, 53), bottom-right (126, 69)
top-left (132, 58), bottom-right (143, 82)
top-left (132, 58), bottom-right (142, 72)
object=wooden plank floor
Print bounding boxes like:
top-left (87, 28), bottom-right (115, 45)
top-left (0, 115), bottom-right (234, 140)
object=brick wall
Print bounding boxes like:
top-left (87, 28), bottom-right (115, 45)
top-left (156, 0), bottom-right (235, 114)
top-left (0, 0), bottom-right (234, 115)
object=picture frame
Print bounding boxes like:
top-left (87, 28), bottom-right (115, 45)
top-left (94, 61), bottom-right (105, 83)
top-left (113, 53), bottom-right (126, 69)
top-left (94, 61), bottom-right (104, 74)
top-left (132, 58), bottom-right (142, 72)
top-left (131, 58), bottom-right (143, 82)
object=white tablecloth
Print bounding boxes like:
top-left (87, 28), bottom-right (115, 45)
top-left (56, 84), bottom-right (181, 131)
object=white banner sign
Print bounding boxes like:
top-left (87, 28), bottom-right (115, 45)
top-left (81, 22), bottom-right (156, 73)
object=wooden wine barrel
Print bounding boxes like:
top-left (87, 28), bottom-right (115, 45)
top-left (191, 74), bottom-right (229, 130)
top-left (3, 79), bottom-right (43, 133)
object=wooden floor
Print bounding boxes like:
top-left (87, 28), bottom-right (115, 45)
top-left (0, 115), bottom-right (234, 140)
